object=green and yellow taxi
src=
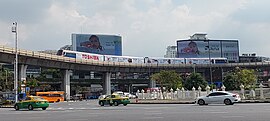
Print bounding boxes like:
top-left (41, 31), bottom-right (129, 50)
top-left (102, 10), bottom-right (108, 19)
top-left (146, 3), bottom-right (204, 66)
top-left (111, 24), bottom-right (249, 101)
top-left (98, 94), bottom-right (130, 106)
top-left (14, 96), bottom-right (49, 110)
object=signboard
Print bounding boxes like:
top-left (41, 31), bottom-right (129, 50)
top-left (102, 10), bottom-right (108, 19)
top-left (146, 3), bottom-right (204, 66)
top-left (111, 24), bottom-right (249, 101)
top-left (221, 41), bottom-right (239, 62)
top-left (72, 34), bottom-right (122, 55)
top-left (177, 40), bottom-right (239, 62)
top-left (177, 40), bottom-right (221, 58)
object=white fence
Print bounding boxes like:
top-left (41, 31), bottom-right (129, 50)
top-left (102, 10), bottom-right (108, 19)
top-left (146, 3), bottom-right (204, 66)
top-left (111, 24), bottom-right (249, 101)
top-left (136, 84), bottom-right (270, 100)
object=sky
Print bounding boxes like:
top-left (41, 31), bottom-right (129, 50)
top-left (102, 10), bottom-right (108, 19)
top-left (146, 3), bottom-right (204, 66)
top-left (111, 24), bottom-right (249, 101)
top-left (0, 0), bottom-right (269, 57)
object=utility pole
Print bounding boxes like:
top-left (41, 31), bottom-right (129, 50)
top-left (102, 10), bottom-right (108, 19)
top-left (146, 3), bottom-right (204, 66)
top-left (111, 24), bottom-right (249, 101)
top-left (12, 22), bottom-right (18, 103)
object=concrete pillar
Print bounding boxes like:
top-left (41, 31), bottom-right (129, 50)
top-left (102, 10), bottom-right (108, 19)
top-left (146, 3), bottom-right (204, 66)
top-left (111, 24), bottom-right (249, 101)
top-left (141, 89), bottom-right (145, 99)
top-left (63, 70), bottom-right (71, 101)
top-left (250, 89), bottom-right (256, 99)
top-left (181, 87), bottom-right (185, 99)
top-left (170, 88), bottom-right (174, 100)
top-left (206, 85), bottom-right (210, 95)
top-left (102, 72), bottom-right (111, 95)
top-left (19, 64), bottom-right (28, 80)
top-left (19, 64), bottom-right (28, 93)
top-left (149, 80), bottom-right (156, 88)
top-left (259, 83), bottom-right (265, 100)
top-left (198, 86), bottom-right (202, 97)
top-left (176, 88), bottom-right (180, 99)
top-left (221, 85), bottom-right (226, 91)
top-left (192, 87), bottom-right (196, 99)
top-left (240, 84), bottom-right (245, 99)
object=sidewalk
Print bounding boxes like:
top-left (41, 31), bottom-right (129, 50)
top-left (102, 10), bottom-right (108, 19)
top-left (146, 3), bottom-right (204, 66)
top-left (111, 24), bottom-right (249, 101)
top-left (130, 99), bottom-right (270, 104)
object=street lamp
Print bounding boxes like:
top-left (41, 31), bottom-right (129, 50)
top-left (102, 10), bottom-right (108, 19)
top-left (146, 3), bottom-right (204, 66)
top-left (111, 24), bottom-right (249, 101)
top-left (12, 22), bottom-right (18, 103)
top-left (205, 40), bottom-right (213, 91)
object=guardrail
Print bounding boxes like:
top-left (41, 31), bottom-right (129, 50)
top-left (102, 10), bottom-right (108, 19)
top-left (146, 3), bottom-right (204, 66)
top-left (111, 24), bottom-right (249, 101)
top-left (1, 45), bottom-right (270, 68)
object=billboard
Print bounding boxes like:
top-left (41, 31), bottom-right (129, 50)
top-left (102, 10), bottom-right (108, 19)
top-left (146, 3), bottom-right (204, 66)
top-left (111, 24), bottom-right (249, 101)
top-left (72, 34), bottom-right (122, 55)
top-left (177, 40), bottom-right (239, 62)
top-left (177, 40), bottom-right (221, 58)
top-left (221, 41), bottom-right (239, 62)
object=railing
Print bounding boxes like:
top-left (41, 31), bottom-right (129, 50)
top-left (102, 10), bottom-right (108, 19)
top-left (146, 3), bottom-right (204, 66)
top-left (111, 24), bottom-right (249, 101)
top-left (136, 87), bottom-right (270, 100)
top-left (1, 45), bottom-right (270, 68)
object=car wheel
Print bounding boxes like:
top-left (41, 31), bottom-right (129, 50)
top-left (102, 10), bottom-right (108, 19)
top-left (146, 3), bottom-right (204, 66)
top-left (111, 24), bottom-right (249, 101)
top-left (224, 99), bottom-right (232, 105)
top-left (99, 101), bottom-right (104, 106)
top-left (123, 103), bottom-right (127, 106)
top-left (198, 99), bottom-right (205, 105)
top-left (113, 101), bottom-right (119, 106)
top-left (56, 99), bottom-right (60, 102)
top-left (14, 104), bottom-right (19, 110)
top-left (42, 107), bottom-right (47, 110)
top-left (28, 104), bottom-right (34, 110)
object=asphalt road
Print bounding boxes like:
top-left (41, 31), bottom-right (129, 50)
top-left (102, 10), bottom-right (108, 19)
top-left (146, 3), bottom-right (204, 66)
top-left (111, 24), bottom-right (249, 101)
top-left (1, 100), bottom-right (270, 121)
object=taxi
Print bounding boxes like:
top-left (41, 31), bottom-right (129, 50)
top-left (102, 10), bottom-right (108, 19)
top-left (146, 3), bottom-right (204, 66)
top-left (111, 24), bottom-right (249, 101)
top-left (98, 94), bottom-right (130, 106)
top-left (14, 96), bottom-right (49, 110)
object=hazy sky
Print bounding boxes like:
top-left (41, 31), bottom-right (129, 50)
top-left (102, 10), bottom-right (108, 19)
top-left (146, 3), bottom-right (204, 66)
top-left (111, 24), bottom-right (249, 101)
top-left (0, 0), bottom-right (269, 57)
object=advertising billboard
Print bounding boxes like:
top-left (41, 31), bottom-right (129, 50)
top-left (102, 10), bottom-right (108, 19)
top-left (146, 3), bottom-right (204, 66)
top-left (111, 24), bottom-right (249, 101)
top-left (72, 34), bottom-right (122, 56)
top-left (177, 40), bottom-right (239, 62)
top-left (177, 40), bottom-right (221, 58)
top-left (221, 41), bottom-right (239, 62)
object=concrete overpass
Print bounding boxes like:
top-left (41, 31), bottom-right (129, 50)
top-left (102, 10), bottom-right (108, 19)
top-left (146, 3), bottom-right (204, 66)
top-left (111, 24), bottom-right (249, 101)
top-left (1, 45), bottom-right (270, 100)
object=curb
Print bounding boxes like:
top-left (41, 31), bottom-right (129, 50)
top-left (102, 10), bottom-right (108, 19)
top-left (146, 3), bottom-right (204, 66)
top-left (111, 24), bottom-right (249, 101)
top-left (130, 100), bottom-right (270, 104)
top-left (130, 102), bottom-right (195, 104)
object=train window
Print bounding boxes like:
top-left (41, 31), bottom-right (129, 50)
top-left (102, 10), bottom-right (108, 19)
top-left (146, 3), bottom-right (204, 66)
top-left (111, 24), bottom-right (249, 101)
top-left (64, 52), bottom-right (76, 58)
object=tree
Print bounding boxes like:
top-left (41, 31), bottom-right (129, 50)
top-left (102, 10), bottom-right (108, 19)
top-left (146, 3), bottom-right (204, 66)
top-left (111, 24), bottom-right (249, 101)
top-left (0, 67), bottom-right (13, 91)
top-left (150, 70), bottom-right (183, 94)
top-left (223, 68), bottom-right (257, 90)
top-left (235, 69), bottom-right (257, 89)
top-left (223, 72), bottom-right (240, 90)
top-left (183, 72), bottom-right (208, 90)
top-left (26, 78), bottom-right (40, 94)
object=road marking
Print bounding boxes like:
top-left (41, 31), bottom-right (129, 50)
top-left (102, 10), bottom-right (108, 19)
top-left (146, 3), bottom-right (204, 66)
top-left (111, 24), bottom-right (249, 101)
top-left (144, 117), bottom-right (164, 119)
top-left (222, 116), bottom-right (244, 118)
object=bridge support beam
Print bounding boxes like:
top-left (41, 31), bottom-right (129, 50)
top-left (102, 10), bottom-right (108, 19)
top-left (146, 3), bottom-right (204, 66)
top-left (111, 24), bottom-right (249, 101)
top-left (149, 80), bottom-right (156, 88)
top-left (19, 64), bottom-right (28, 93)
top-left (62, 70), bottom-right (71, 101)
top-left (102, 72), bottom-right (111, 95)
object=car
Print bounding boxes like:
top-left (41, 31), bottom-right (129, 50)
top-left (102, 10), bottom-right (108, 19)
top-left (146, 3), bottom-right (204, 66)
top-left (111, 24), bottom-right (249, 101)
top-left (123, 92), bottom-right (137, 99)
top-left (195, 91), bottom-right (241, 105)
top-left (14, 96), bottom-right (49, 110)
top-left (112, 91), bottom-right (124, 96)
top-left (98, 94), bottom-right (130, 106)
top-left (112, 91), bottom-right (137, 99)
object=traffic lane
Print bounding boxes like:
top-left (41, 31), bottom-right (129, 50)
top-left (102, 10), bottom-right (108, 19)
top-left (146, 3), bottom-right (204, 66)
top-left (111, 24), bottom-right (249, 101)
top-left (1, 103), bottom-right (270, 121)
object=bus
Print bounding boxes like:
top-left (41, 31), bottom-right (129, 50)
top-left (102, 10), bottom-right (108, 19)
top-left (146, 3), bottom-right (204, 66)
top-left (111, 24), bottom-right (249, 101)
top-left (36, 91), bottom-right (64, 103)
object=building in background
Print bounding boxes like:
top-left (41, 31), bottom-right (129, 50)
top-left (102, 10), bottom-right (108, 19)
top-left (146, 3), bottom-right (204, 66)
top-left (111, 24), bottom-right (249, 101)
top-left (177, 33), bottom-right (239, 63)
top-left (239, 53), bottom-right (270, 63)
top-left (164, 46), bottom-right (177, 58)
top-left (72, 33), bottom-right (122, 56)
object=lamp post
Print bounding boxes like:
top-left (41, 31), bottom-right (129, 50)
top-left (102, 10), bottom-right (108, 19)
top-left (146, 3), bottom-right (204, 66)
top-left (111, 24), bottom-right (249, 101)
top-left (12, 22), bottom-right (18, 103)
top-left (205, 40), bottom-right (213, 91)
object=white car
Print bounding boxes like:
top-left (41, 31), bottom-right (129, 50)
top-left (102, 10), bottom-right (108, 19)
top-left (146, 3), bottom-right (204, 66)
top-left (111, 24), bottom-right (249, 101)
top-left (195, 91), bottom-right (241, 105)
top-left (112, 91), bottom-right (136, 99)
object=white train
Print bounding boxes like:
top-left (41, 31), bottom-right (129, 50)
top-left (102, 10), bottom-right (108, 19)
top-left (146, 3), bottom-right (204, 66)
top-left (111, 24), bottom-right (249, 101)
top-left (56, 50), bottom-right (227, 64)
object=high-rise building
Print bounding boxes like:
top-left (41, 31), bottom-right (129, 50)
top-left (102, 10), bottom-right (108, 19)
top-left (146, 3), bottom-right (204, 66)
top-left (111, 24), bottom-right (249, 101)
top-left (164, 46), bottom-right (177, 58)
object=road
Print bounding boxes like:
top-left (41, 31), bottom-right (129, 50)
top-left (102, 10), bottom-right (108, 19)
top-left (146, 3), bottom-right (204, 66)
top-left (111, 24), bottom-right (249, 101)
top-left (1, 100), bottom-right (270, 121)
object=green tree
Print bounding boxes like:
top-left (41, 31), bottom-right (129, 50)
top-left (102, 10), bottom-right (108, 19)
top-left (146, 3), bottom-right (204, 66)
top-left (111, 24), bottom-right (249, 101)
top-left (183, 72), bottom-right (208, 90)
top-left (0, 67), bottom-right (13, 91)
top-left (223, 68), bottom-right (257, 90)
top-left (223, 73), bottom-right (240, 90)
top-left (150, 70), bottom-right (183, 94)
top-left (26, 78), bottom-right (40, 94)
top-left (235, 69), bottom-right (257, 89)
